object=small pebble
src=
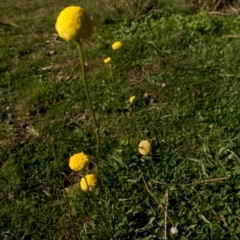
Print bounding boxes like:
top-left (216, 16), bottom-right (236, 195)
top-left (170, 227), bottom-right (178, 235)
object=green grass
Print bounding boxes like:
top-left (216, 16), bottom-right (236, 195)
top-left (1, 1), bottom-right (240, 239)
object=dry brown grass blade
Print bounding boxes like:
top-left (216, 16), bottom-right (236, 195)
top-left (151, 177), bottom-right (228, 186)
top-left (138, 166), bottom-right (174, 226)
top-left (164, 189), bottom-right (168, 240)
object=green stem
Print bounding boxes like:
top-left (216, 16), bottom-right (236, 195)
top-left (120, 51), bottom-right (128, 87)
top-left (90, 191), bottom-right (113, 237)
top-left (51, 139), bottom-right (80, 240)
top-left (82, 174), bottom-right (112, 237)
top-left (76, 40), bottom-right (112, 238)
top-left (76, 40), bottom-right (100, 165)
top-left (108, 64), bottom-right (118, 97)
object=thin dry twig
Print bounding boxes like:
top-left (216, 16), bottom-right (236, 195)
top-left (0, 21), bottom-right (18, 27)
top-left (164, 189), bottom-right (169, 240)
top-left (11, 23), bottom-right (18, 27)
top-left (151, 177), bottom-right (228, 186)
top-left (138, 167), bottom-right (174, 225)
top-left (228, 3), bottom-right (240, 13)
top-left (207, 11), bottom-right (233, 15)
top-left (213, 0), bottom-right (222, 11)
top-left (223, 35), bottom-right (240, 38)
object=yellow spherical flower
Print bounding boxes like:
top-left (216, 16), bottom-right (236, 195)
top-left (112, 41), bottom-right (123, 50)
top-left (80, 174), bottom-right (98, 192)
top-left (55, 6), bottom-right (94, 41)
top-left (138, 140), bottom-right (151, 156)
top-left (104, 57), bottom-right (111, 64)
top-left (69, 152), bottom-right (90, 171)
top-left (129, 96), bottom-right (136, 104)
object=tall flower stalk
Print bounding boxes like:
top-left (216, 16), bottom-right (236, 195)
top-left (76, 40), bottom-right (100, 165)
top-left (51, 139), bottom-right (80, 240)
top-left (55, 5), bottom-right (112, 237)
top-left (112, 41), bottom-right (128, 87)
top-left (104, 57), bottom-right (118, 98)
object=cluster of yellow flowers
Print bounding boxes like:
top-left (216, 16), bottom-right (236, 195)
top-left (69, 152), bottom-right (89, 171)
top-left (103, 41), bottom-right (123, 64)
top-left (104, 57), bottom-right (111, 64)
top-left (55, 6), bottom-right (94, 41)
top-left (138, 140), bottom-right (151, 156)
top-left (129, 96), bottom-right (136, 104)
top-left (56, 6), bottom-right (98, 192)
top-left (69, 151), bottom-right (97, 192)
top-left (112, 41), bottom-right (123, 50)
top-left (80, 174), bottom-right (98, 191)
top-left (56, 6), bottom-right (152, 194)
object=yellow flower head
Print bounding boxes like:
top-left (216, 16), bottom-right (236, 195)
top-left (55, 6), bottom-right (94, 41)
top-left (69, 152), bottom-right (90, 171)
top-left (112, 41), bottom-right (123, 50)
top-left (129, 96), bottom-right (136, 104)
top-left (104, 57), bottom-right (111, 64)
top-left (80, 174), bottom-right (98, 192)
top-left (138, 140), bottom-right (151, 156)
